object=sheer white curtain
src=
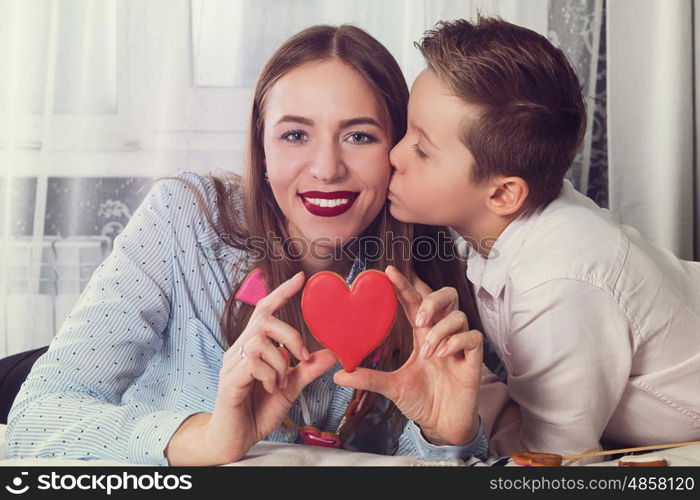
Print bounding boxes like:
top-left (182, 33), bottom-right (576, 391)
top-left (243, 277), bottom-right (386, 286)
top-left (607, 0), bottom-right (698, 260)
top-left (1, 0), bottom-right (598, 357)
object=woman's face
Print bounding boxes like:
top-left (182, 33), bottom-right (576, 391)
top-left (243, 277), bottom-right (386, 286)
top-left (263, 59), bottom-right (391, 254)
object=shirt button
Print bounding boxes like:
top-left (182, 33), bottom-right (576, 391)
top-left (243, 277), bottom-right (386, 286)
top-left (484, 301), bottom-right (495, 312)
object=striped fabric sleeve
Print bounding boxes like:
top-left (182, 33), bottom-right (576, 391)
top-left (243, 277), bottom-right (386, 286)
top-left (395, 418), bottom-right (488, 462)
top-left (6, 176), bottom-right (196, 466)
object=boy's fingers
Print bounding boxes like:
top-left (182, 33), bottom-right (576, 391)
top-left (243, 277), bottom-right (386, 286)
top-left (254, 271), bottom-right (305, 316)
top-left (385, 265), bottom-right (423, 326)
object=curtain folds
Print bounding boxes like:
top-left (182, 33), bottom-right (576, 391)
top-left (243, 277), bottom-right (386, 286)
top-left (607, 0), bottom-right (697, 260)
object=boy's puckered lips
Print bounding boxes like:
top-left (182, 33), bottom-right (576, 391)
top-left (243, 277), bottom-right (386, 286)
top-left (387, 184), bottom-right (401, 203)
top-left (298, 190), bottom-right (360, 217)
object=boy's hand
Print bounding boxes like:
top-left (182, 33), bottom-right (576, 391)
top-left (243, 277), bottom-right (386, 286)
top-left (334, 266), bottom-right (482, 446)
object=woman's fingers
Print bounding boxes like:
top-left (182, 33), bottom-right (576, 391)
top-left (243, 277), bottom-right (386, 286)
top-left (409, 271), bottom-right (432, 299)
top-left (286, 349), bottom-right (338, 397)
top-left (420, 309), bottom-right (467, 359)
top-left (385, 265), bottom-right (425, 327)
top-left (386, 268), bottom-right (462, 339)
top-left (434, 330), bottom-right (483, 358)
top-left (230, 271), bottom-right (310, 368)
top-left (231, 315), bottom-right (308, 366)
top-left (225, 351), bottom-right (279, 395)
top-left (223, 337), bottom-right (291, 393)
top-left (248, 357), bottom-right (279, 394)
top-left (260, 316), bottom-right (310, 363)
top-left (415, 286), bottom-right (460, 330)
top-left (253, 271), bottom-right (305, 318)
top-left (247, 335), bottom-right (291, 389)
top-left (333, 366), bottom-right (397, 402)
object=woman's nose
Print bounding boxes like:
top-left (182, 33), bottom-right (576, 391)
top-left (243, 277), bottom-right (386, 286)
top-left (309, 141), bottom-right (346, 182)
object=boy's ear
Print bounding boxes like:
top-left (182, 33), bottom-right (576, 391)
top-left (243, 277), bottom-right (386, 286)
top-left (486, 177), bottom-right (529, 216)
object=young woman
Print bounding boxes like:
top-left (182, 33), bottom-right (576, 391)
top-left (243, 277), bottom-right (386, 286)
top-left (8, 25), bottom-right (486, 466)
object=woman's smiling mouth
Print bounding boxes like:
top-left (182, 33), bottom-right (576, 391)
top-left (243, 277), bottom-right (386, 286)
top-left (299, 190), bottom-right (360, 217)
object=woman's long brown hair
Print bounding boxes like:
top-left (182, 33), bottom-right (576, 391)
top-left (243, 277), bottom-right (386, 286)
top-left (153, 25), bottom-right (481, 442)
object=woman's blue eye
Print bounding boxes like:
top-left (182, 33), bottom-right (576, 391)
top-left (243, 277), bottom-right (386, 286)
top-left (347, 132), bottom-right (376, 144)
top-left (281, 130), bottom-right (307, 143)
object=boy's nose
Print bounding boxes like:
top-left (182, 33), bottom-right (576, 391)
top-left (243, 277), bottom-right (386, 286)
top-left (389, 142), bottom-right (404, 174)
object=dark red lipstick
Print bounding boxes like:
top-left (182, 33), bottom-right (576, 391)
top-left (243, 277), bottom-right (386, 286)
top-left (298, 190), bottom-right (360, 217)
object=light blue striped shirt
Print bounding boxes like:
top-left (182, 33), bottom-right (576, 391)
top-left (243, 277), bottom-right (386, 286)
top-left (7, 171), bottom-right (487, 465)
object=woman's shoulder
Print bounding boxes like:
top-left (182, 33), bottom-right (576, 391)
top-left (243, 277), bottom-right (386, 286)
top-left (146, 170), bottom-right (244, 225)
top-left (143, 170), bottom-right (248, 256)
top-left (149, 170), bottom-right (243, 209)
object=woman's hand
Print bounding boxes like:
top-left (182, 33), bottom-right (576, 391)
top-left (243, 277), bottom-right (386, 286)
top-left (166, 272), bottom-right (337, 465)
top-left (334, 265), bottom-right (483, 447)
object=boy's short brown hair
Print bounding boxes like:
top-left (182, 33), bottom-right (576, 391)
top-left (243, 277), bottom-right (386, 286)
top-left (417, 16), bottom-right (587, 210)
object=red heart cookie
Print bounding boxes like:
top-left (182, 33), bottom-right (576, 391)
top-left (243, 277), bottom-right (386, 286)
top-left (301, 270), bottom-right (397, 372)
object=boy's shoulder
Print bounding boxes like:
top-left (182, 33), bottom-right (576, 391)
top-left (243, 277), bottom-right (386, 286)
top-left (508, 180), bottom-right (627, 293)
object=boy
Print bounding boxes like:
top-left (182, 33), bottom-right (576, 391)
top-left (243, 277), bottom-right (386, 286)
top-left (387, 16), bottom-right (700, 457)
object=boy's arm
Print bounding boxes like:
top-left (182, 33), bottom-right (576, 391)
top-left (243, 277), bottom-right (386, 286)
top-left (478, 366), bottom-right (525, 456)
top-left (504, 279), bottom-right (633, 458)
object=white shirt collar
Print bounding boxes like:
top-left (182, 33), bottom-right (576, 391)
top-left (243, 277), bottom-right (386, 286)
top-left (457, 206), bottom-right (539, 298)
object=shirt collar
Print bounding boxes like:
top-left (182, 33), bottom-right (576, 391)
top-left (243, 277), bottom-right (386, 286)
top-left (458, 208), bottom-right (537, 299)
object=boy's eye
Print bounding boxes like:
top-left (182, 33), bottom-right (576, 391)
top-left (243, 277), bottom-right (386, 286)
top-left (281, 130), bottom-right (308, 144)
top-left (412, 143), bottom-right (428, 159)
top-left (346, 131), bottom-right (376, 144)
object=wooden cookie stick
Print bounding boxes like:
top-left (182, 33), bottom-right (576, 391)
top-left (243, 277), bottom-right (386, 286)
top-left (514, 440), bottom-right (700, 467)
top-left (563, 440), bottom-right (700, 462)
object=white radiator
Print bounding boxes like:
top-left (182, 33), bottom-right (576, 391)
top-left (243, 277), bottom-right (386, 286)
top-left (0, 236), bottom-right (111, 357)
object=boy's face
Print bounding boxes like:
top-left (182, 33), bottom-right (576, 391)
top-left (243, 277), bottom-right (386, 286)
top-left (388, 69), bottom-right (490, 237)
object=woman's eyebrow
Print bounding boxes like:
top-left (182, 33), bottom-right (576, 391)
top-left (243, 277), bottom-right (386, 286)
top-left (339, 117), bottom-right (382, 128)
top-left (275, 115), bottom-right (314, 126)
top-left (274, 115), bottom-right (382, 129)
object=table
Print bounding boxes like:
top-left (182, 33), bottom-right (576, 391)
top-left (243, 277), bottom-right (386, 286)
top-left (2, 425), bottom-right (699, 466)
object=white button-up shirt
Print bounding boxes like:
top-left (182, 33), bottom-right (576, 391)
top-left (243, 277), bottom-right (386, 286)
top-left (463, 180), bottom-right (700, 457)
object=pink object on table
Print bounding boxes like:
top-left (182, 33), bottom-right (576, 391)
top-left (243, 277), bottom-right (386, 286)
top-left (235, 268), bottom-right (269, 306)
